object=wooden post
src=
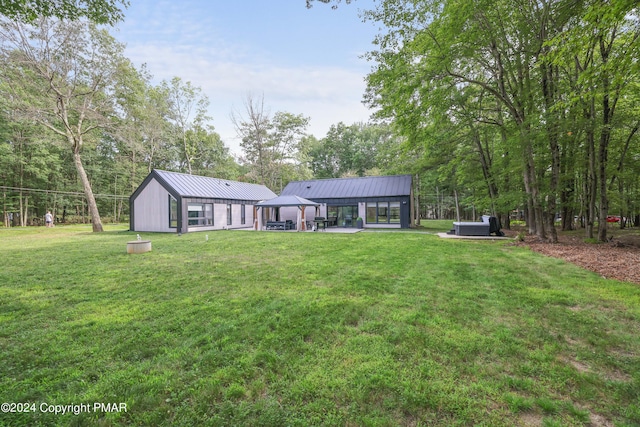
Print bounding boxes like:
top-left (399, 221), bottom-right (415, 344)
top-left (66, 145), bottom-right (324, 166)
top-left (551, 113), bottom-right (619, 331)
top-left (254, 206), bottom-right (259, 230)
top-left (301, 206), bottom-right (306, 231)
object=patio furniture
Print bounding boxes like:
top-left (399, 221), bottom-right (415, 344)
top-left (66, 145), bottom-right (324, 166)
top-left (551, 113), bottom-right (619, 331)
top-left (266, 220), bottom-right (296, 230)
top-left (314, 216), bottom-right (328, 231)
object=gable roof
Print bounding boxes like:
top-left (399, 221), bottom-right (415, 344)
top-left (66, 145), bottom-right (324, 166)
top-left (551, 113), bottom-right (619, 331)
top-left (145, 169), bottom-right (277, 201)
top-left (281, 175), bottom-right (412, 199)
top-left (256, 195), bottom-right (320, 208)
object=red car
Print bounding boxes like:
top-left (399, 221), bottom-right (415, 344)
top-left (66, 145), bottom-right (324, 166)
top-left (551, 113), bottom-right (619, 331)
top-left (606, 215), bottom-right (620, 223)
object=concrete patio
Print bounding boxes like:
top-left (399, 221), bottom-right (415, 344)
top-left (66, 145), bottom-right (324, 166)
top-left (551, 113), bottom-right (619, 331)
top-left (233, 227), bottom-right (364, 234)
top-left (437, 232), bottom-right (512, 240)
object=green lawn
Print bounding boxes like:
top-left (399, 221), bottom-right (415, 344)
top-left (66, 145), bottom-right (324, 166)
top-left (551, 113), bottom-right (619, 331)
top-left (0, 223), bottom-right (638, 426)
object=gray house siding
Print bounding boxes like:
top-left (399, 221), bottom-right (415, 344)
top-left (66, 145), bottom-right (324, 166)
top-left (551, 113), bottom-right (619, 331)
top-left (130, 170), bottom-right (183, 233)
top-left (280, 175), bottom-right (413, 229)
top-left (130, 170), bottom-right (275, 233)
top-left (182, 197), bottom-right (256, 232)
top-left (133, 179), bottom-right (173, 232)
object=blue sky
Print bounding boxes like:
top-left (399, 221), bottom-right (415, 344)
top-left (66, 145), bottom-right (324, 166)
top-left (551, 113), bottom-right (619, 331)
top-left (114, 0), bottom-right (379, 155)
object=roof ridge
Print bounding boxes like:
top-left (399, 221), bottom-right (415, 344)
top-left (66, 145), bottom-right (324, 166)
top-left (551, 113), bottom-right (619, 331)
top-left (154, 169), bottom-right (268, 187)
top-left (287, 174), bottom-right (411, 184)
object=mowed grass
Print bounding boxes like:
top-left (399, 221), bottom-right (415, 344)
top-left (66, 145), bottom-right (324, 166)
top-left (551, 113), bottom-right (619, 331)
top-left (0, 223), bottom-right (639, 426)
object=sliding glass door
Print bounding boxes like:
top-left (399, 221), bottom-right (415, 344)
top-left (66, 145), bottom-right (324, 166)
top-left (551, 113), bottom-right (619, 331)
top-left (327, 205), bottom-right (358, 227)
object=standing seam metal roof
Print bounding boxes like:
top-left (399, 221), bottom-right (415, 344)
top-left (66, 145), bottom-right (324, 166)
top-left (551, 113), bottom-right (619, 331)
top-left (154, 169), bottom-right (277, 201)
top-left (256, 195), bottom-right (320, 207)
top-left (280, 175), bottom-right (412, 199)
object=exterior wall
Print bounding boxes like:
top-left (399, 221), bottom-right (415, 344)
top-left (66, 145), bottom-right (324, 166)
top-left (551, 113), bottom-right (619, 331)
top-left (131, 170), bottom-right (273, 233)
top-left (363, 223), bottom-right (402, 229)
top-left (230, 203), bottom-right (253, 229)
top-left (279, 207), bottom-right (297, 222)
top-left (275, 206), bottom-right (318, 230)
top-left (133, 179), bottom-right (173, 232)
top-left (285, 202), bottom-right (406, 228)
top-left (279, 206), bottom-right (320, 223)
top-left (185, 199), bottom-right (256, 232)
top-left (299, 199), bottom-right (409, 228)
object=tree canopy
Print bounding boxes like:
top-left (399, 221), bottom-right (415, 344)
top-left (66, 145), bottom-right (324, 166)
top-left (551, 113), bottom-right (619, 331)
top-left (363, 0), bottom-right (640, 241)
top-left (0, 0), bottom-right (129, 25)
top-left (305, 0), bottom-right (352, 9)
top-left (2, 1), bottom-right (640, 240)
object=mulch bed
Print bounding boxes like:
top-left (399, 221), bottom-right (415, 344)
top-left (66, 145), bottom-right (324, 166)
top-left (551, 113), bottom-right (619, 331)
top-left (506, 228), bottom-right (640, 285)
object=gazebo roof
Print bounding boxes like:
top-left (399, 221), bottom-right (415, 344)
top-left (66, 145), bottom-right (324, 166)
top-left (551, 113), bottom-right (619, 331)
top-left (256, 194), bottom-right (320, 208)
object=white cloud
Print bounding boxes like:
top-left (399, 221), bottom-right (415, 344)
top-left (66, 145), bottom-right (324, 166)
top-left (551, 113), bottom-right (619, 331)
top-left (123, 41), bottom-right (373, 155)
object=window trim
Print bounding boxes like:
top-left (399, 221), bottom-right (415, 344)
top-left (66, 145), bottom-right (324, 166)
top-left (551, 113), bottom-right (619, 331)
top-left (187, 202), bottom-right (214, 227)
top-left (169, 195), bottom-right (178, 229)
top-left (365, 201), bottom-right (399, 224)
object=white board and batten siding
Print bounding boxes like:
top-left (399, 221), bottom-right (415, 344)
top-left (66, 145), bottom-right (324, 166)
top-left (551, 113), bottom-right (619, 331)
top-left (186, 202), bottom-right (255, 232)
top-left (131, 169), bottom-right (277, 234)
top-left (133, 179), bottom-right (172, 232)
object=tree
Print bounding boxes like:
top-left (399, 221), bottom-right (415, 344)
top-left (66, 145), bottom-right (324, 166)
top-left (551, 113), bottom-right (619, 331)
top-left (186, 124), bottom-right (239, 179)
top-left (231, 94), bottom-right (272, 186)
top-left (307, 122), bottom-right (389, 178)
top-left (232, 94), bottom-right (310, 190)
top-left (306, 0), bottom-right (352, 8)
top-left (0, 17), bottom-right (127, 231)
top-left (112, 62), bottom-right (174, 189)
top-left (0, 0), bottom-right (129, 25)
top-left (162, 77), bottom-right (211, 175)
top-left (364, 0), bottom-right (640, 242)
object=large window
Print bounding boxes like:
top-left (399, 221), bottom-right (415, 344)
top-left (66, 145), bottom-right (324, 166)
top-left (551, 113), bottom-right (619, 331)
top-left (389, 202), bottom-right (400, 223)
top-left (328, 205), bottom-right (358, 227)
top-left (366, 203), bottom-right (377, 223)
top-left (378, 204), bottom-right (388, 223)
top-left (169, 196), bottom-right (178, 228)
top-left (188, 203), bottom-right (213, 226)
top-left (366, 201), bottom-right (401, 224)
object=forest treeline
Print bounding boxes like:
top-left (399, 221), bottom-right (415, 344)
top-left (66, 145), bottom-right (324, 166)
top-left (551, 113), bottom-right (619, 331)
top-left (364, 0), bottom-right (640, 242)
top-left (0, 17), bottom-right (399, 230)
top-left (1, 1), bottom-right (639, 242)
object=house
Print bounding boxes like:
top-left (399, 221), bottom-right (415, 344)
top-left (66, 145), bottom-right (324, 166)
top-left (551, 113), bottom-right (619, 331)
top-left (129, 169), bottom-right (277, 233)
top-left (277, 175), bottom-right (414, 229)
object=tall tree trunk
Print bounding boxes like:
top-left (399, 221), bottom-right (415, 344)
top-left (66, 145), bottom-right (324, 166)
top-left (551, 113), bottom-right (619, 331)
top-left (597, 43), bottom-right (612, 242)
top-left (522, 136), bottom-right (545, 239)
top-left (584, 102), bottom-right (597, 239)
top-left (2, 191), bottom-right (8, 228)
top-left (182, 131), bottom-right (192, 174)
top-left (22, 195), bottom-right (28, 226)
top-left (541, 61), bottom-right (559, 243)
top-left (73, 150), bottom-right (103, 232)
top-left (560, 133), bottom-right (576, 231)
top-left (472, 128), bottom-right (499, 211)
top-left (414, 173), bottom-right (420, 225)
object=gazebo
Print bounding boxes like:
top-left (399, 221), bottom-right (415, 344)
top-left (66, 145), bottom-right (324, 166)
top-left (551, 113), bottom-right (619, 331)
top-left (255, 195), bottom-right (320, 231)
